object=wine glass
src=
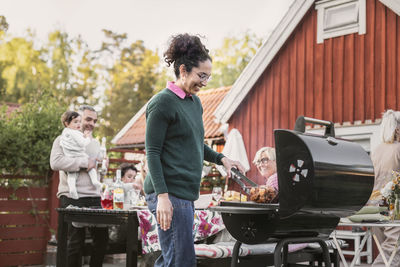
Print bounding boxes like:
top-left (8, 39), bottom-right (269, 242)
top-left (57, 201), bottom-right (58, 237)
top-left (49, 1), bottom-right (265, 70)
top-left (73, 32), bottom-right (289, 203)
top-left (212, 186), bottom-right (223, 203)
top-left (129, 189), bottom-right (140, 206)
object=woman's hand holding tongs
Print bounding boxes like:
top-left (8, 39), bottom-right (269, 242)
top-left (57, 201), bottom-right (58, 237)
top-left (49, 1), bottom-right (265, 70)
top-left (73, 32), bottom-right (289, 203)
top-left (221, 157), bottom-right (245, 178)
top-left (221, 157), bottom-right (245, 192)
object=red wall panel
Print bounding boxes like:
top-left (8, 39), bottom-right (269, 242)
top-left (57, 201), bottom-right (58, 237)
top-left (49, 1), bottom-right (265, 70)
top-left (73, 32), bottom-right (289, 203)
top-left (229, 0), bottom-right (400, 181)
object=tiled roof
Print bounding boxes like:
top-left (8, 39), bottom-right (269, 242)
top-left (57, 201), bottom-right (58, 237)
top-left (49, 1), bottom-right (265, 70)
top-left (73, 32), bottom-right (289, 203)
top-left (200, 86), bottom-right (231, 139)
top-left (115, 86), bottom-right (231, 147)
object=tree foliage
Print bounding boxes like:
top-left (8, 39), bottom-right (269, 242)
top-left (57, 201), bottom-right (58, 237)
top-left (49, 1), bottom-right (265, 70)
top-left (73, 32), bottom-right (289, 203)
top-left (0, 36), bottom-right (49, 103)
top-left (72, 37), bottom-right (100, 106)
top-left (0, 28), bottom-right (98, 107)
top-left (206, 31), bottom-right (263, 89)
top-left (0, 15), bottom-right (263, 152)
top-left (0, 15), bottom-right (8, 38)
top-left (41, 31), bottom-right (99, 107)
top-left (97, 30), bottom-right (161, 138)
top-left (0, 89), bottom-right (66, 176)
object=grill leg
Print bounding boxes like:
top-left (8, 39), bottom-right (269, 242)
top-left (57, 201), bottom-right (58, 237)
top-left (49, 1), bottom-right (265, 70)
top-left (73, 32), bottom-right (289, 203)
top-left (282, 244), bottom-right (288, 265)
top-left (274, 237), bottom-right (332, 267)
top-left (274, 239), bottom-right (286, 267)
top-left (315, 238), bottom-right (331, 267)
top-left (231, 241), bottom-right (242, 267)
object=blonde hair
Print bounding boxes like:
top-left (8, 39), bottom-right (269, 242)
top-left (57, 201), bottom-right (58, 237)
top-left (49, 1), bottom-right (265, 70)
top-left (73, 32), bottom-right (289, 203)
top-left (380, 110), bottom-right (400, 144)
top-left (252, 147), bottom-right (276, 165)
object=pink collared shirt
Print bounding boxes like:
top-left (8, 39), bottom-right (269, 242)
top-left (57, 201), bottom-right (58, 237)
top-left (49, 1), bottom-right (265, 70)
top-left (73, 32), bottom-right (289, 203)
top-left (266, 173), bottom-right (279, 191)
top-left (166, 81), bottom-right (192, 99)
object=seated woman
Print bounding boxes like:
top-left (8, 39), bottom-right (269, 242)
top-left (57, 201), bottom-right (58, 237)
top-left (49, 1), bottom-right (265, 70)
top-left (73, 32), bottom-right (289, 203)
top-left (250, 147), bottom-right (278, 203)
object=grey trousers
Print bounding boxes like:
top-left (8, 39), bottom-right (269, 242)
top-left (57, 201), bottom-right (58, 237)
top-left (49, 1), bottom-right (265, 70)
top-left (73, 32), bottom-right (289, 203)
top-left (372, 226), bottom-right (400, 267)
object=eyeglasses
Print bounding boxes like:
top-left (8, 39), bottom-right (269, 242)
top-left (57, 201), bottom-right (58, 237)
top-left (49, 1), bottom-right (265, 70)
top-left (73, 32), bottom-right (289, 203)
top-left (256, 157), bottom-right (270, 166)
top-left (195, 71), bottom-right (212, 82)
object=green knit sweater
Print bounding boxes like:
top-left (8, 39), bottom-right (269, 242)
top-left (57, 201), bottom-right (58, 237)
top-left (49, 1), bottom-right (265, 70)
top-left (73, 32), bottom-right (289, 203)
top-left (144, 88), bottom-right (224, 201)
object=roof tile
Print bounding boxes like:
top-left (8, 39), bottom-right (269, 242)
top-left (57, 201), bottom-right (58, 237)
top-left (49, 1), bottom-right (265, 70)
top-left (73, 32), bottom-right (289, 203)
top-left (116, 86), bottom-right (231, 147)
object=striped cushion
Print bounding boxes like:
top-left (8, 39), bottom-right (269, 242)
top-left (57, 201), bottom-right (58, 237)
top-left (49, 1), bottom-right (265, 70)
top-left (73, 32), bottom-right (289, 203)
top-left (195, 243), bottom-right (250, 258)
top-left (308, 239), bottom-right (347, 249)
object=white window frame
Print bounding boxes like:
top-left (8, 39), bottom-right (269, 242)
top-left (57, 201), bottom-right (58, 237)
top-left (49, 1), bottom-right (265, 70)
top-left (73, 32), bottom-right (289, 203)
top-left (315, 0), bottom-right (366, 44)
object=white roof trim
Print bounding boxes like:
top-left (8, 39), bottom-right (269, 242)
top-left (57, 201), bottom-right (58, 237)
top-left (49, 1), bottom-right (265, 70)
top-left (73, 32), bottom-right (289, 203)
top-left (111, 102), bottom-right (148, 144)
top-left (380, 0), bottom-right (400, 16)
top-left (214, 0), bottom-right (315, 124)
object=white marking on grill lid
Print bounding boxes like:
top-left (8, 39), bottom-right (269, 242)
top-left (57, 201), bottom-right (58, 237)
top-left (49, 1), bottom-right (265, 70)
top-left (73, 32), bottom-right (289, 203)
top-left (297, 160), bottom-right (304, 167)
top-left (288, 159), bottom-right (309, 183)
top-left (289, 164), bottom-right (296, 172)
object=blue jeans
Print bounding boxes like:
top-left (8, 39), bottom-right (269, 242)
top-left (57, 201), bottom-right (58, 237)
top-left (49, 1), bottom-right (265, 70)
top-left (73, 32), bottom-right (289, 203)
top-left (146, 193), bottom-right (196, 267)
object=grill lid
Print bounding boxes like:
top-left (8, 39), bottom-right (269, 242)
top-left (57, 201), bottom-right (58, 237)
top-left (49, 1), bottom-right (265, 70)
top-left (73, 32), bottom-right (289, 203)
top-left (275, 116), bottom-right (374, 218)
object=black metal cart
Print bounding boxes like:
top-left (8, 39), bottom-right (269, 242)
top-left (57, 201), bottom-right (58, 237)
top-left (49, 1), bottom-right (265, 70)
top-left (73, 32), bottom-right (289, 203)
top-left (211, 116), bottom-right (374, 267)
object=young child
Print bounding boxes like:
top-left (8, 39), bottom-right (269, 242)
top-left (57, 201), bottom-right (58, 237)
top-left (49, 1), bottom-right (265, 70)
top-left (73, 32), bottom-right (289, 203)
top-left (60, 111), bottom-right (101, 199)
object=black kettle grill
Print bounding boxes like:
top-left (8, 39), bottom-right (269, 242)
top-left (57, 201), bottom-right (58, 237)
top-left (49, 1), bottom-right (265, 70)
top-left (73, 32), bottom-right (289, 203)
top-left (210, 116), bottom-right (374, 266)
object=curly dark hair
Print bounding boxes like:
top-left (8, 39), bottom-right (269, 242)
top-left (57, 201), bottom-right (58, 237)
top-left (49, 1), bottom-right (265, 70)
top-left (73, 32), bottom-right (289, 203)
top-left (163, 33), bottom-right (212, 78)
top-left (119, 163), bottom-right (138, 178)
top-left (61, 111), bottom-right (80, 127)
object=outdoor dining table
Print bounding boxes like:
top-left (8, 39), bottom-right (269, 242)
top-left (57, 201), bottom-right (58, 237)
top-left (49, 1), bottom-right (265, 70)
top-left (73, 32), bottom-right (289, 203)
top-left (56, 206), bottom-right (223, 267)
top-left (332, 220), bottom-right (400, 267)
top-left (56, 207), bottom-right (141, 267)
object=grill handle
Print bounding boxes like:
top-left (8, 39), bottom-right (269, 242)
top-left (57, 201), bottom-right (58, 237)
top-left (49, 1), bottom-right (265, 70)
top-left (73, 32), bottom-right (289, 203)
top-left (294, 116), bottom-right (335, 137)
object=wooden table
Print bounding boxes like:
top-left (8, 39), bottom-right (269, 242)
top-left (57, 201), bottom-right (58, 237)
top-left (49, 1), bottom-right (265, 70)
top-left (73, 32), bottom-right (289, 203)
top-left (56, 208), bottom-right (140, 267)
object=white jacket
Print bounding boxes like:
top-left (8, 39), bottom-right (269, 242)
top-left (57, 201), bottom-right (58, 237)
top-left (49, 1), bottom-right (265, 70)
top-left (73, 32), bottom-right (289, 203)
top-left (60, 128), bottom-right (91, 158)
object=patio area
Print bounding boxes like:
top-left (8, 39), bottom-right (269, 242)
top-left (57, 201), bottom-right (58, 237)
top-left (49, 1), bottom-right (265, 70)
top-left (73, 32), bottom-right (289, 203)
top-left (44, 246), bottom-right (374, 267)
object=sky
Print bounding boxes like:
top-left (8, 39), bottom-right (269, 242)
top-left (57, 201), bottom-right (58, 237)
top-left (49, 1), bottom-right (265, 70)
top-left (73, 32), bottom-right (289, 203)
top-left (0, 0), bottom-right (294, 53)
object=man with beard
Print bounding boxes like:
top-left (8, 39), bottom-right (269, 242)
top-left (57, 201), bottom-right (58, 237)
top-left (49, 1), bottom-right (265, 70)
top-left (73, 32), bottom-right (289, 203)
top-left (50, 105), bottom-right (108, 267)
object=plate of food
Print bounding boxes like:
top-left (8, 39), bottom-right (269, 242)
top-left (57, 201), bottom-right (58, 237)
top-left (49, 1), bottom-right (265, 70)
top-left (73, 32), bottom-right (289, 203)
top-left (224, 190), bottom-right (247, 202)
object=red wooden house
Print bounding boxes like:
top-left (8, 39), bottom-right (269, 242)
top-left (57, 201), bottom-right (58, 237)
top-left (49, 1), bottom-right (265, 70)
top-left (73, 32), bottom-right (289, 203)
top-left (214, 0), bottom-right (400, 184)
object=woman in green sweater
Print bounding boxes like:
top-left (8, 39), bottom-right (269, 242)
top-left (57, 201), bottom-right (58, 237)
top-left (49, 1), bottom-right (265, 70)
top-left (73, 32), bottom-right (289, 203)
top-left (144, 33), bottom-right (244, 267)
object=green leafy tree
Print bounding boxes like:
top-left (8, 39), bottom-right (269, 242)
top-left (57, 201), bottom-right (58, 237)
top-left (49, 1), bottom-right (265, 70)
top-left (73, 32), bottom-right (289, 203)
top-left (47, 31), bottom-right (72, 89)
top-left (206, 31), bottom-right (263, 89)
top-left (42, 30), bottom-right (99, 106)
top-left (0, 15), bottom-right (9, 96)
top-left (0, 88), bottom-right (66, 176)
top-left (69, 36), bottom-right (100, 107)
top-left (98, 30), bottom-right (161, 138)
top-left (0, 26), bottom-right (100, 107)
top-left (0, 36), bottom-right (50, 103)
top-left (0, 15), bottom-right (9, 37)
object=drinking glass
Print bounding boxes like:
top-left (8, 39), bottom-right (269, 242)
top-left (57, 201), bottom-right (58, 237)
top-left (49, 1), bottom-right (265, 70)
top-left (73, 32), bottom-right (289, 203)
top-left (212, 186), bottom-right (223, 203)
top-left (128, 189), bottom-right (140, 206)
top-left (101, 184), bottom-right (113, 209)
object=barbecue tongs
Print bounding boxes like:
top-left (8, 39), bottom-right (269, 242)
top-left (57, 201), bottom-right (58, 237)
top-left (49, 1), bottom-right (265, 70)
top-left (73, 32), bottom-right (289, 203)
top-left (230, 167), bottom-right (258, 195)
